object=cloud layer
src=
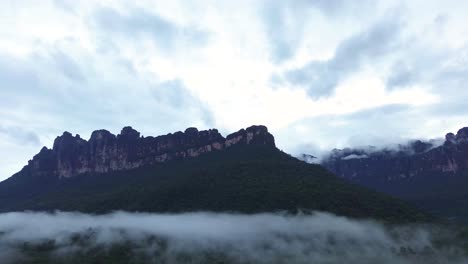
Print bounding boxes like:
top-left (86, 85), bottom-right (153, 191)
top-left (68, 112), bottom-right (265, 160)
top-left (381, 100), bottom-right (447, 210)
top-left (0, 211), bottom-right (466, 263)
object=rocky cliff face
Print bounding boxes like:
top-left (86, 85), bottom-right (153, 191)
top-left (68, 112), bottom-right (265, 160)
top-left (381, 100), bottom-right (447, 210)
top-left (16, 125), bottom-right (275, 179)
top-left (321, 127), bottom-right (468, 196)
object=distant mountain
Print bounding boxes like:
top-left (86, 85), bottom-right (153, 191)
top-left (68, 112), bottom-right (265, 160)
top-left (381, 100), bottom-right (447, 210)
top-left (0, 126), bottom-right (428, 222)
top-left (321, 127), bottom-right (468, 222)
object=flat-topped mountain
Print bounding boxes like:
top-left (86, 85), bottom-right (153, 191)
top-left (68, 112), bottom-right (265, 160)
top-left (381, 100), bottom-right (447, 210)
top-left (321, 126), bottom-right (468, 222)
top-left (16, 125), bottom-right (274, 179)
top-left (0, 125), bottom-right (428, 222)
top-left (322, 127), bottom-right (468, 193)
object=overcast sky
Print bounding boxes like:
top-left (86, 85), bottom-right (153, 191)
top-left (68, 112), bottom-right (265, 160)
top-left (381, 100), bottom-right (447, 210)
top-left (1, 0), bottom-right (468, 179)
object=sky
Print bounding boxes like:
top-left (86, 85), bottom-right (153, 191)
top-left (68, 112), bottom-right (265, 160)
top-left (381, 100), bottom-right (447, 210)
top-left (1, 0), bottom-right (468, 179)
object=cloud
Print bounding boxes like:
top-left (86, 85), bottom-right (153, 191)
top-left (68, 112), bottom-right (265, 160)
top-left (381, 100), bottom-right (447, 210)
top-left (261, 1), bottom-right (309, 63)
top-left (342, 154), bottom-right (369, 160)
top-left (383, 42), bottom-right (468, 123)
top-left (0, 55), bottom-right (41, 97)
top-left (0, 211), bottom-right (465, 263)
top-left (53, 0), bottom-right (77, 14)
top-left (344, 103), bottom-right (410, 121)
top-left (383, 12), bottom-right (468, 92)
top-left (92, 7), bottom-right (209, 53)
top-left (0, 126), bottom-right (41, 146)
top-left (152, 79), bottom-right (215, 127)
top-left (1, 0), bottom-right (468, 180)
top-left (304, 0), bottom-right (376, 16)
top-left (47, 49), bottom-right (86, 82)
top-left (261, 0), bottom-right (376, 63)
top-left (386, 61), bottom-right (419, 88)
top-left (0, 41), bottom-right (214, 130)
top-left (275, 19), bottom-right (402, 98)
top-left (277, 103), bottom-right (429, 159)
top-left (384, 48), bottom-right (448, 91)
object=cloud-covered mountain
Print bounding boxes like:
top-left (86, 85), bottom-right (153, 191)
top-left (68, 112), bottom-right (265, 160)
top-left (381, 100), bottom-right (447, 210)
top-left (321, 126), bottom-right (468, 222)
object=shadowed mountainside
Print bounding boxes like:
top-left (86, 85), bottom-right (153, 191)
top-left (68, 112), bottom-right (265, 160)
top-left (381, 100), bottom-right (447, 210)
top-left (321, 127), bottom-right (468, 222)
top-left (0, 126), bottom-right (429, 223)
top-left (12, 125), bottom-right (274, 179)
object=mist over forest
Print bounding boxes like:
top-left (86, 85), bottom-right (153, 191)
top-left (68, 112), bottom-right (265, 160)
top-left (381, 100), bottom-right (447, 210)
top-left (0, 211), bottom-right (466, 264)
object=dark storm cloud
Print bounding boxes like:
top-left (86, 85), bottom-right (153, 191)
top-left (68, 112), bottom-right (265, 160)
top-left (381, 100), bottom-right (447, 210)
top-left (92, 7), bottom-right (209, 53)
top-left (273, 19), bottom-right (402, 98)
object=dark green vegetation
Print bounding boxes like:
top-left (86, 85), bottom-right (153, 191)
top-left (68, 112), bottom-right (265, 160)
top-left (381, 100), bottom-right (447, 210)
top-left (0, 145), bottom-right (429, 222)
top-left (401, 172), bottom-right (468, 223)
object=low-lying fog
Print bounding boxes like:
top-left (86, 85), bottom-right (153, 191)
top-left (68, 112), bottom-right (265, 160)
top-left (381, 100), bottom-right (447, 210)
top-left (0, 211), bottom-right (466, 263)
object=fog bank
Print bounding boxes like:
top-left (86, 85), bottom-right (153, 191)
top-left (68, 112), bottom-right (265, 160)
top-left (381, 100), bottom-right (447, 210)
top-left (0, 211), bottom-right (465, 263)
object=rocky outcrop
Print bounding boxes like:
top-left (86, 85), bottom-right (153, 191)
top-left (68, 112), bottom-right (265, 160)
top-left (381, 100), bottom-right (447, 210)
top-left (321, 127), bottom-right (468, 196)
top-left (15, 125), bottom-right (275, 179)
